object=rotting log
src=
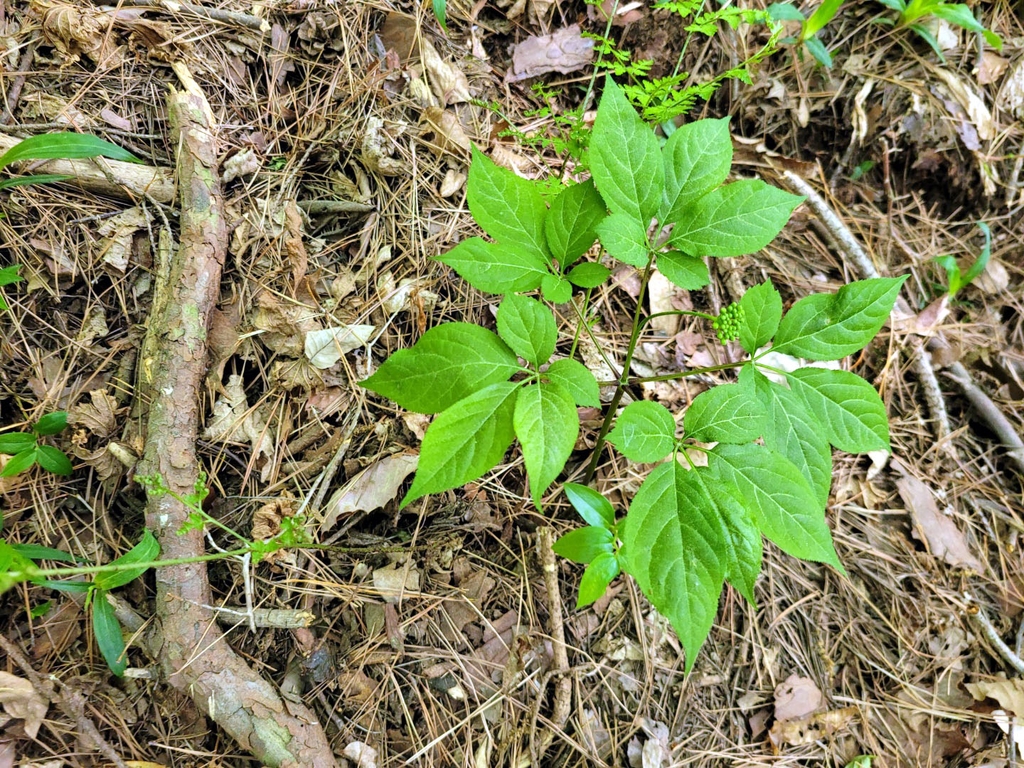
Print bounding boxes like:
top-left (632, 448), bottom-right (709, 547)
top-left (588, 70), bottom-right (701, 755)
top-left (134, 62), bottom-right (338, 768)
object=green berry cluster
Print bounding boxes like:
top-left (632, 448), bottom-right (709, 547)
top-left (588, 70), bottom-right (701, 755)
top-left (712, 303), bottom-right (744, 343)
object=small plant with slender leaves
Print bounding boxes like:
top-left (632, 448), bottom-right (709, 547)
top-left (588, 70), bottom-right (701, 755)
top-left (0, 411), bottom-right (74, 477)
top-left (768, 0), bottom-right (844, 67)
top-left (362, 76), bottom-right (906, 670)
top-left (935, 221), bottom-right (991, 298)
top-left (876, 0), bottom-right (1001, 59)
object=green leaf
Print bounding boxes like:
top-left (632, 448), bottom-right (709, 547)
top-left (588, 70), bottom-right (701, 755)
top-left (607, 400), bottom-right (676, 463)
top-left (684, 381), bottom-right (765, 444)
top-left (657, 250), bottom-right (710, 290)
top-left (877, 0), bottom-right (905, 11)
top-left (567, 262), bottom-right (611, 288)
top-left (577, 552), bottom-right (619, 608)
top-left (564, 482), bottom-right (616, 528)
top-left (751, 368), bottom-right (833, 507)
top-left (621, 461), bottom-right (727, 671)
top-left (596, 213), bottom-right (650, 268)
top-left (785, 367), bottom-right (890, 453)
top-left (804, 0), bottom-right (843, 37)
top-left (961, 222), bottom-right (992, 286)
top-left (660, 117), bottom-right (732, 224)
top-left (0, 448), bottom-right (37, 477)
top-left (803, 35), bottom-right (833, 67)
top-left (738, 279), bottom-right (782, 354)
top-left (544, 180), bottom-right (607, 265)
top-left (708, 443), bottom-right (842, 568)
top-left (772, 276), bottom-right (907, 361)
top-left (403, 382), bottom-right (520, 506)
top-left (433, 0), bottom-right (448, 31)
top-left (909, 23), bottom-right (944, 59)
top-left (33, 411), bottom-right (67, 436)
top-left (540, 274), bottom-right (573, 303)
top-left (91, 591), bottom-right (127, 676)
top-left (670, 179), bottom-right (804, 258)
top-left (552, 526), bottom-right (614, 564)
top-left (0, 540), bottom-right (36, 594)
top-left (39, 579), bottom-right (91, 593)
top-left (10, 543), bottom-right (75, 563)
top-left (0, 433), bottom-right (36, 455)
top-left (0, 265), bottom-right (21, 287)
top-left (0, 132), bottom-right (140, 172)
top-left (590, 77), bottom-right (664, 224)
top-left (929, 4), bottom-right (1001, 48)
top-left (361, 323), bottom-right (519, 414)
top-left (514, 382), bottom-right (579, 507)
top-left (436, 236), bottom-right (549, 294)
top-left (497, 294), bottom-right (557, 366)
top-left (467, 145), bottom-right (548, 257)
top-left (768, 3), bottom-right (807, 21)
top-left (93, 530), bottom-right (160, 591)
top-left (0, 174), bottom-right (75, 190)
top-left (546, 358), bottom-right (600, 407)
top-left (34, 446), bottom-right (73, 476)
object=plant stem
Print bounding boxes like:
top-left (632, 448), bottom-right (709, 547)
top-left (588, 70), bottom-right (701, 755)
top-left (628, 360), bottom-right (746, 385)
top-left (585, 257), bottom-right (656, 483)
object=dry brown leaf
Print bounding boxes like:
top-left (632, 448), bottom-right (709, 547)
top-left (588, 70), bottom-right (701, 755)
top-left (647, 271), bottom-right (680, 335)
top-left (252, 292), bottom-right (321, 358)
top-left (895, 465), bottom-right (983, 571)
top-left (997, 58), bottom-right (1024, 119)
top-left (96, 206), bottom-right (148, 273)
top-left (769, 707), bottom-right (857, 749)
top-left (974, 258), bottom-right (1009, 294)
top-left (69, 389), bottom-right (120, 437)
top-left (203, 374), bottom-right (275, 482)
top-left (284, 200), bottom-right (308, 295)
top-left (321, 453), bottom-right (418, 531)
top-left (372, 562), bottom-right (421, 603)
top-left (966, 677), bottom-right (1024, 715)
top-left (774, 674), bottom-right (823, 722)
top-left (976, 51), bottom-right (1009, 85)
top-left (336, 670), bottom-right (379, 708)
top-left (31, 0), bottom-right (123, 67)
top-left (421, 38), bottom-right (471, 105)
top-left (361, 116), bottom-right (407, 176)
top-left (304, 325), bottom-right (375, 369)
top-left (0, 671), bottom-right (48, 739)
top-left (507, 25), bottom-right (594, 82)
top-left (76, 306), bottom-right (108, 345)
top-left (420, 106), bottom-right (472, 157)
top-left (379, 12), bottom-right (417, 64)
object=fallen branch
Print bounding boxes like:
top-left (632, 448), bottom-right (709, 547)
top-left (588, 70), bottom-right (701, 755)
top-left (944, 361), bottom-right (1024, 476)
top-left (0, 133), bottom-right (174, 202)
top-left (133, 62), bottom-right (337, 767)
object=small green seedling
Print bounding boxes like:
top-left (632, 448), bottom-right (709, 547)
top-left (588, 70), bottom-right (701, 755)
top-left (0, 411), bottom-right (74, 477)
top-left (0, 265), bottom-right (20, 312)
top-left (362, 76), bottom-right (906, 671)
top-left (935, 222), bottom-right (991, 298)
top-left (876, 0), bottom-right (1001, 59)
top-left (433, 0), bottom-right (447, 32)
top-left (768, 0), bottom-right (845, 67)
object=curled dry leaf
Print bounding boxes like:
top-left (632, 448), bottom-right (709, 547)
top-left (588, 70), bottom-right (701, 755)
top-left (894, 464), bottom-right (983, 571)
top-left (768, 707), bottom-right (857, 749)
top-left (70, 389), bottom-right (121, 437)
top-left (966, 677), bottom-right (1024, 716)
top-left (321, 453), bottom-right (418, 531)
top-left (997, 58), bottom-right (1024, 120)
top-left (774, 674), bottom-right (823, 722)
top-left (507, 25), bottom-right (595, 82)
top-left (0, 671), bottom-right (48, 739)
top-left (361, 116), bottom-right (407, 175)
top-left (420, 106), bottom-right (472, 157)
top-left (31, 0), bottom-right (123, 67)
top-left (253, 292), bottom-right (321, 358)
top-left (203, 374), bottom-right (275, 482)
top-left (343, 742), bottom-right (378, 768)
top-left (421, 38), bottom-right (471, 105)
top-left (96, 206), bottom-right (148, 273)
top-left (975, 51), bottom-right (1009, 86)
top-left (304, 325), bottom-right (376, 369)
top-left (223, 148), bottom-right (261, 184)
top-left (372, 562), bottom-right (421, 603)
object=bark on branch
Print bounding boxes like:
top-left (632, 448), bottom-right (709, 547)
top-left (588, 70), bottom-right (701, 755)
top-left (134, 62), bottom-right (337, 767)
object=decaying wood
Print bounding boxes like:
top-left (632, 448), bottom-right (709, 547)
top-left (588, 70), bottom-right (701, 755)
top-left (0, 133), bottom-right (174, 202)
top-left (133, 62), bottom-right (337, 767)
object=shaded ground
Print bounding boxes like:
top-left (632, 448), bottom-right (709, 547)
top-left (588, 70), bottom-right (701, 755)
top-left (0, 0), bottom-right (1022, 766)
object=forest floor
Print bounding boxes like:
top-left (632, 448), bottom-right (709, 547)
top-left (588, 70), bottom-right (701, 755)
top-left (0, 0), bottom-right (1022, 766)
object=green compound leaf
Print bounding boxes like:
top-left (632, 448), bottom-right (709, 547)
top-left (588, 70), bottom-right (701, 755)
top-left (578, 552), bottom-right (620, 608)
top-left (684, 380), bottom-right (766, 444)
top-left (91, 591), bottom-right (127, 676)
top-left (785, 367), bottom-right (891, 453)
top-left (514, 382), bottom-right (579, 507)
top-left (660, 117), bottom-right (733, 224)
top-left (467, 145), bottom-right (548, 257)
top-left (708, 443), bottom-right (842, 569)
top-left (544, 180), bottom-right (607, 265)
top-left (772, 276), bottom-right (907, 361)
top-left (738, 279), bottom-right (782, 354)
top-left (0, 132), bottom-right (140, 172)
top-left (607, 400), bottom-right (676, 463)
top-left (0, 448), bottom-right (37, 477)
top-left (361, 323), bottom-right (519, 414)
top-left (35, 445), bottom-right (72, 476)
top-left (33, 411), bottom-right (67, 436)
top-left (564, 482), bottom-right (616, 529)
top-left (497, 293), bottom-right (557, 365)
top-left (93, 530), bottom-right (160, 592)
top-left (541, 274), bottom-right (573, 303)
top-left (552, 525), bottom-right (614, 564)
top-left (0, 432), bottom-right (36, 455)
top-left (567, 262), bottom-right (611, 288)
top-left (546, 358), bottom-right (600, 407)
top-left (590, 77), bottom-right (664, 225)
top-left (620, 461), bottom-right (728, 672)
top-left (669, 179), bottom-right (804, 258)
top-left (403, 381), bottom-right (520, 507)
top-left (436, 236), bottom-right (549, 294)
top-left (657, 250), bottom-right (710, 290)
top-left (596, 213), bottom-right (651, 268)
top-left (751, 368), bottom-right (832, 507)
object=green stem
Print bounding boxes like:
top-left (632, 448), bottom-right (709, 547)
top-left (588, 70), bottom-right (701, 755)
top-left (585, 256), bottom-right (656, 483)
top-left (627, 360), bottom-right (747, 385)
top-left (638, 309), bottom-right (717, 331)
